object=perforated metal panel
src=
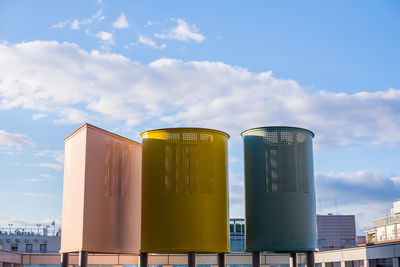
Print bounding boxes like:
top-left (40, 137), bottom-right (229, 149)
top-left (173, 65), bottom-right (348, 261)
top-left (242, 126), bottom-right (316, 253)
top-left (140, 128), bottom-right (230, 253)
top-left (162, 131), bottom-right (215, 195)
top-left (263, 130), bottom-right (312, 193)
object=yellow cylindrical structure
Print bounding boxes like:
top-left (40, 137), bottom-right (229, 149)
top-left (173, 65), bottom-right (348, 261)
top-left (140, 128), bottom-right (230, 253)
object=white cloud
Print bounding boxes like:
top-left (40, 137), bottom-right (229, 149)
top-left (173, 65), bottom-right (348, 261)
top-left (22, 193), bottom-right (59, 198)
top-left (96, 31), bottom-right (114, 44)
top-left (325, 171), bottom-right (389, 188)
top-left (316, 171), bottom-right (400, 233)
top-left (154, 19), bottom-right (205, 43)
top-left (229, 156), bottom-right (239, 163)
top-left (391, 176), bottom-right (400, 187)
top-left (229, 172), bottom-right (243, 182)
top-left (0, 215), bottom-right (61, 228)
top-left (112, 12), bottom-right (129, 29)
top-left (0, 130), bottom-right (34, 148)
top-left (229, 182), bottom-right (244, 217)
top-left (35, 149), bottom-right (64, 163)
top-left (30, 163), bottom-right (63, 171)
top-left (51, 20), bottom-right (69, 29)
top-left (1, 41), bottom-right (400, 148)
top-left (32, 113), bottom-right (47, 120)
top-left (145, 20), bottom-right (160, 27)
top-left (51, 1), bottom-right (104, 31)
top-left (71, 19), bottom-right (80, 30)
top-left (138, 35), bottom-right (166, 50)
top-left (21, 174), bottom-right (53, 183)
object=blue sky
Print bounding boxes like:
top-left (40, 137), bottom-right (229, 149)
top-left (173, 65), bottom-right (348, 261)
top-left (1, 0), bottom-right (400, 234)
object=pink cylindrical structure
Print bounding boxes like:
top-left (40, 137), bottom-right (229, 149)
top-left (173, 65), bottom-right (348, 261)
top-left (60, 124), bottom-right (142, 254)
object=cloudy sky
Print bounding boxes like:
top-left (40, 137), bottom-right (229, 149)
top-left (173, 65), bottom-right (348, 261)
top-left (0, 0), bottom-right (400, 234)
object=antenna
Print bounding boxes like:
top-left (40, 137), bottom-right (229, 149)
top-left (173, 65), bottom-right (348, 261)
top-left (335, 197), bottom-right (338, 215)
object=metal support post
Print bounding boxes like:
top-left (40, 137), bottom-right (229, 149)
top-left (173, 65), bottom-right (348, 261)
top-left (79, 251), bottom-right (88, 267)
top-left (61, 253), bottom-right (69, 267)
top-left (290, 253), bottom-right (297, 267)
top-left (306, 251), bottom-right (315, 267)
top-left (188, 252), bottom-right (196, 267)
top-left (218, 253), bottom-right (226, 267)
top-left (252, 251), bottom-right (261, 267)
top-left (140, 253), bottom-right (148, 267)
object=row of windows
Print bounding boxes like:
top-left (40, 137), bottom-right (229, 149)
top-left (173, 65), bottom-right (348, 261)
top-left (230, 223), bottom-right (245, 235)
top-left (230, 238), bottom-right (245, 253)
top-left (318, 239), bottom-right (355, 246)
top-left (5, 243), bottom-right (47, 252)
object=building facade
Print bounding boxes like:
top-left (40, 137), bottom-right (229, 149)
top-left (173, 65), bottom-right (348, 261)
top-left (229, 218), bottom-right (245, 253)
top-left (366, 199), bottom-right (400, 244)
top-left (317, 214), bottom-right (356, 251)
top-left (0, 227), bottom-right (60, 254)
top-left (1, 241), bottom-right (399, 267)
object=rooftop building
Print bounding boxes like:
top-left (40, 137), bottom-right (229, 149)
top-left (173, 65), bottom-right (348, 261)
top-left (0, 227), bottom-right (60, 253)
top-left (317, 214), bottom-right (356, 251)
top-left (229, 218), bottom-right (245, 253)
top-left (366, 199), bottom-right (400, 244)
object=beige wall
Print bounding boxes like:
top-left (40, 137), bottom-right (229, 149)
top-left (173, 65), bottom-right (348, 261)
top-left (2, 243), bottom-right (400, 266)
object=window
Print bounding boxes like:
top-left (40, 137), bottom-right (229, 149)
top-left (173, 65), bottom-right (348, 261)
top-left (345, 260), bottom-right (364, 267)
top-left (326, 262), bottom-right (341, 267)
top-left (376, 258), bottom-right (393, 267)
top-left (26, 244), bottom-right (33, 253)
top-left (11, 243), bottom-right (18, 252)
top-left (0, 243), bottom-right (3, 249)
top-left (40, 243), bottom-right (47, 253)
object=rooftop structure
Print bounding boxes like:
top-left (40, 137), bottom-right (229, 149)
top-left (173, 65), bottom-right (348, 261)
top-left (366, 199), bottom-right (400, 244)
top-left (0, 227), bottom-right (60, 253)
top-left (316, 214), bottom-right (356, 251)
top-left (229, 218), bottom-right (245, 253)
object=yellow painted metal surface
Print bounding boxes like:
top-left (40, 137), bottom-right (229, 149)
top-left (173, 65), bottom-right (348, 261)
top-left (140, 128), bottom-right (230, 253)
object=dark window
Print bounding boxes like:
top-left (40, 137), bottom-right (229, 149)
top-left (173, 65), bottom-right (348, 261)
top-left (26, 244), bottom-right (33, 253)
top-left (40, 243), bottom-right (47, 252)
top-left (11, 243), bottom-right (18, 252)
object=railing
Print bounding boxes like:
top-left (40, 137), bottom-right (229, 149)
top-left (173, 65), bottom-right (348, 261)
top-left (372, 214), bottom-right (400, 227)
top-left (0, 227), bottom-right (60, 237)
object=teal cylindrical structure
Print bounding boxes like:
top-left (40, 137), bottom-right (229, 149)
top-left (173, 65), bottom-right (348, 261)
top-left (242, 126), bottom-right (316, 252)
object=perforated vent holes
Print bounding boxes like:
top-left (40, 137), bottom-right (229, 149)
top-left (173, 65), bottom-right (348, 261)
top-left (263, 130), bottom-right (312, 193)
top-left (164, 131), bottom-right (215, 195)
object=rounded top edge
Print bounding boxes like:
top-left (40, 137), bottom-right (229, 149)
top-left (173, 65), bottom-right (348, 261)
top-left (140, 127), bottom-right (230, 139)
top-left (241, 126), bottom-right (314, 138)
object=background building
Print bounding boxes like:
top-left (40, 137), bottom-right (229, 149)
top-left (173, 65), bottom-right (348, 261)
top-left (366, 199), bottom-right (400, 244)
top-left (317, 214), bottom-right (356, 251)
top-left (0, 220), bottom-right (244, 255)
top-left (0, 226), bottom-right (60, 253)
top-left (229, 218), bottom-right (245, 253)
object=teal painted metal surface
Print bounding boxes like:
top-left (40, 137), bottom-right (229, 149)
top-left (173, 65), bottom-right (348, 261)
top-left (242, 126), bottom-right (316, 252)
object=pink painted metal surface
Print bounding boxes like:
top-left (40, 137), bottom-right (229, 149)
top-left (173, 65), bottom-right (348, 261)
top-left (60, 124), bottom-right (142, 254)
